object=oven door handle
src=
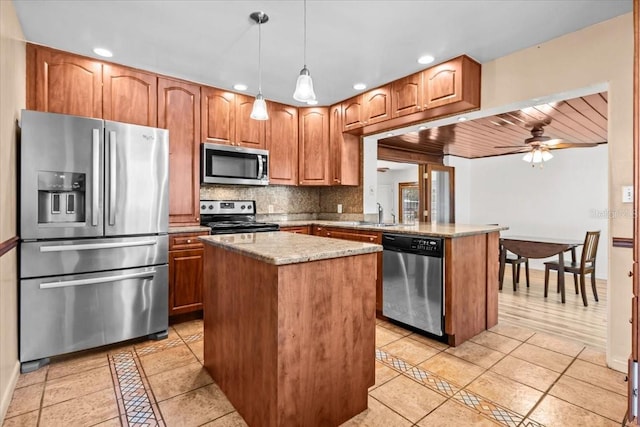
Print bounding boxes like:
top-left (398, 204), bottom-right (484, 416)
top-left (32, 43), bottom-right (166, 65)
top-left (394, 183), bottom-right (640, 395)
top-left (257, 154), bottom-right (264, 179)
top-left (39, 270), bottom-right (157, 289)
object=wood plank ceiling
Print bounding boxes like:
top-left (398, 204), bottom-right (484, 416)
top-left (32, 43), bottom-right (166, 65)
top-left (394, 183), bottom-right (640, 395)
top-left (378, 92), bottom-right (608, 159)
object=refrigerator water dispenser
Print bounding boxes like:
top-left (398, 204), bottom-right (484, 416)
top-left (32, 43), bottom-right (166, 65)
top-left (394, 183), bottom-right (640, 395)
top-left (37, 171), bottom-right (85, 223)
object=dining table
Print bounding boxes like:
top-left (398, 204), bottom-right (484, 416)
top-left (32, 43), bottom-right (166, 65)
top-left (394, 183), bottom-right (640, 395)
top-left (499, 235), bottom-right (583, 303)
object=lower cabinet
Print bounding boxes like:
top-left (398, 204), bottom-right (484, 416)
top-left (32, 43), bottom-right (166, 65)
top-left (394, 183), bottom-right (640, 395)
top-left (168, 231), bottom-right (208, 316)
top-left (313, 226), bottom-right (383, 314)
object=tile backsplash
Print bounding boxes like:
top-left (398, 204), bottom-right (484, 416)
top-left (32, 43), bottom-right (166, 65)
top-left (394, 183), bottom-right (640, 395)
top-left (200, 184), bottom-right (363, 217)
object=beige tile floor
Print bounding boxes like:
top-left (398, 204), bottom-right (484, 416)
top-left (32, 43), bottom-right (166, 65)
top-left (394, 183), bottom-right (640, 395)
top-left (3, 318), bottom-right (628, 427)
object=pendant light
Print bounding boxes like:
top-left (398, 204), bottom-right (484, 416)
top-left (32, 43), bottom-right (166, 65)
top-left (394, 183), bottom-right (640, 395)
top-left (293, 0), bottom-right (316, 102)
top-left (250, 11), bottom-right (269, 120)
top-left (522, 147), bottom-right (553, 166)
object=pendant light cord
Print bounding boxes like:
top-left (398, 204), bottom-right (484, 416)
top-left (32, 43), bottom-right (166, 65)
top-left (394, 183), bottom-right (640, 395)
top-left (258, 13), bottom-right (263, 93)
top-left (303, 0), bottom-right (307, 68)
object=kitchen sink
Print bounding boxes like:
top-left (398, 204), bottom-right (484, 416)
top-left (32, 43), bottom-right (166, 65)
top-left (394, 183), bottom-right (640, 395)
top-left (353, 221), bottom-right (402, 227)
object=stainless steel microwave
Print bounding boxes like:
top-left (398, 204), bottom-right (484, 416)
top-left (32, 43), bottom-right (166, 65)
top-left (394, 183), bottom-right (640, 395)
top-left (201, 142), bottom-right (269, 186)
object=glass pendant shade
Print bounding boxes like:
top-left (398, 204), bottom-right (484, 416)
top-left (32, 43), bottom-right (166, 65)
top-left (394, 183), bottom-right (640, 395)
top-left (522, 151), bottom-right (533, 163)
top-left (522, 148), bottom-right (553, 164)
top-left (541, 150), bottom-right (553, 161)
top-left (250, 93), bottom-right (268, 120)
top-left (293, 67), bottom-right (316, 102)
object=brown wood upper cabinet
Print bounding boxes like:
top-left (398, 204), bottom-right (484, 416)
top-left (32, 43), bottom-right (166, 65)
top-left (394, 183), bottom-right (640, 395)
top-left (201, 86), bottom-right (235, 144)
top-left (158, 77), bottom-right (201, 226)
top-left (200, 88), bottom-right (265, 149)
top-left (391, 73), bottom-right (423, 117)
top-left (103, 64), bottom-right (157, 127)
top-left (298, 107), bottom-right (330, 186)
top-left (362, 85), bottom-right (391, 125)
top-left (342, 95), bottom-right (364, 131)
top-left (266, 102), bottom-right (298, 185)
top-left (423, 55), bottom-right (480, 110)
top-left (27, 44), bottom-right (157, 127)
top-left (329, 103), bottom-right (360, 186)
top-left (27, 44), bottom-right (103, 119)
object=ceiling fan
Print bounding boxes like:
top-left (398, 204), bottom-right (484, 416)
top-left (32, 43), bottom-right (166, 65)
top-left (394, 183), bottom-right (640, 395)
top-left (494, 119), bottom-right (599, 165)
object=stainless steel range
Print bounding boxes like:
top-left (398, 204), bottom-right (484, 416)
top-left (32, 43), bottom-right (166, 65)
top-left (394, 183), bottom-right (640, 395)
top-left (200, 200), bottom-right (279, 234)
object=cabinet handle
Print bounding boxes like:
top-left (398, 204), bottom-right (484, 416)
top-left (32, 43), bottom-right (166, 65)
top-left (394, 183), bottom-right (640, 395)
top-left (327, 232), bottom-right (331, 237)
top-left (186, 239), bottom-right (192, 243)
top-left (369, 237), bottom-right (374, 241)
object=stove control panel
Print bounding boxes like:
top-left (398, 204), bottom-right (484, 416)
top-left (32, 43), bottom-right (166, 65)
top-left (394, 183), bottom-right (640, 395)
top-left (199, 200), bottom-right (255, 215)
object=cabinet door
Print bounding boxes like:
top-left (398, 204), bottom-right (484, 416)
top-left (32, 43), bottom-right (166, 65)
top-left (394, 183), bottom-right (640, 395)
top-left (169, 248), bottom-right (204, 315)
top-left (29, 44), bottom-right (102, 118)
top-left (329, 103), bottom-right (360, 186)
top-left (201, 86), bottom-right (235, 144)
top-left (158, 78), bottom-right (201, 226)
top-left (362, 86), bottom-right (391, 125)
top-left (235, 94), bottom-right (266, 149)
top-left (103, 64), bottom-right (157, 127)
top-left (391, 73), bottom-right (423, 117)
top-left (342, 96), bottom-right (364, 131)
top-left (298, 107), bottom-right (330, 185)
top-left (266, 102), bottom-right (298, 185)
top-left (423, 57), bottom-right (463, 109)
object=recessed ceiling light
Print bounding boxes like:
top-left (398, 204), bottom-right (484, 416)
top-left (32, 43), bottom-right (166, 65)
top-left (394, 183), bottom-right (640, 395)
top-left (233, 83), bottom-right (248, 91)
top-left (306, 99), bottom-right (319, 105)
top-left (458, 117), bottom-right (468, 122)
top-left (93, 47), bottom-right (113, 58)
top-left (353, 83), bottom-right (367, 90)
top-left (417, 55), bottom-right (434, 65)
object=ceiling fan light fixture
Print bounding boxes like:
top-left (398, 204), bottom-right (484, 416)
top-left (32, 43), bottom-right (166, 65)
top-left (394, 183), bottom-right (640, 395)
top-left (541, 150), bottom-right (553, 161)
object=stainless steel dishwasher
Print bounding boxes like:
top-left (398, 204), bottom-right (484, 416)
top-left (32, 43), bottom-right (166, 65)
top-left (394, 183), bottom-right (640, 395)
top-left (382, 233), bottom-right (444, 336)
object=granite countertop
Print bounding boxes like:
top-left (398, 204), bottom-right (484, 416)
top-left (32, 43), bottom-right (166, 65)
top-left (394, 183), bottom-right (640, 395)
top-left (168, 225), bottom-right (211, 234)
top-left (200, 231), bottom-right (382, 266)
top-left (276, 220), bottom-right (507, 238)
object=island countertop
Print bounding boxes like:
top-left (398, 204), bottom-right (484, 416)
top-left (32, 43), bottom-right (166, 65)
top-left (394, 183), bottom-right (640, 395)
top-left (200, 231), bottom-right (382, 266)
top-left (275, 220), bottom-right (507, 238)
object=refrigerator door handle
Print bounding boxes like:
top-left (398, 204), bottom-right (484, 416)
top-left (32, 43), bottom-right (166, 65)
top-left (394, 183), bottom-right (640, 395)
top-left (109, 130), bottom-right (117, 225)
top-left (39, 239), bottom-right (157, 253)
top-left (257, 154), bottom-right (264, 179)
top-left (92, 129), bottom-right (100, 226)
top-left (39, 270), bottom-right (157, 289)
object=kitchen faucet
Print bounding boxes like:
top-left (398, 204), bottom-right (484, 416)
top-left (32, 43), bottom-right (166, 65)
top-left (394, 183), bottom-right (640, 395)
top-left (377, 203), bottom-right (383, 224)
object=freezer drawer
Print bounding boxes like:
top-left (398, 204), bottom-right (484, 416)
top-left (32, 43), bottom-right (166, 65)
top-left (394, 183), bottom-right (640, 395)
top-left (20, 235), bottom-right (168, 278)
top-left (20, 265), bottom-right (168, 363)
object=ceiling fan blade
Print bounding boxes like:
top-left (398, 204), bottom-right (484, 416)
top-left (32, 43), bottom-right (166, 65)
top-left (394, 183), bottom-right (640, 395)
top-left (499, 149), bottom-right (530, 155)
top-left (546, 142), bottom-right (600, 150)
top-left (494, 145), bottom-right (525, 149)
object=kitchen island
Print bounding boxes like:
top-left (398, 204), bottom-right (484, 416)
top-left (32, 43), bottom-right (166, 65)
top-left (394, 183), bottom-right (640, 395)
top-left (200, 231), bottom-right (381, 427)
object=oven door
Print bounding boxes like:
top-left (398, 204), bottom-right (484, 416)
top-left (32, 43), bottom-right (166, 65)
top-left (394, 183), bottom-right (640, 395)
top-left (201, 142), bottom-right (269, 186)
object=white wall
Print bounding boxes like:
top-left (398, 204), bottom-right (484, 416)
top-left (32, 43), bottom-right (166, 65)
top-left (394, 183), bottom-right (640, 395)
top-left (377, 165), bottom-right (419, 222)
top-left (444, 156), bottom-right (471, 223)
top-left (0, 0), bottom-right (25, 422)
top-left (465, 145), bottom-right (609, 277)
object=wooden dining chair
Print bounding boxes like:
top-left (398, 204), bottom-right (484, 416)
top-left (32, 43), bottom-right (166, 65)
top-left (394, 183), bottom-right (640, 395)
top-left (499, 243), bottom-right (530, 291)
top-left (543, 230), bottom-right (600, 306)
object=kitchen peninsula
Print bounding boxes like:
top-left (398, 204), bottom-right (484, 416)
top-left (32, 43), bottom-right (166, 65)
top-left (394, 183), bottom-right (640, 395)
top-left (200, 232), bottom-right (381, 427)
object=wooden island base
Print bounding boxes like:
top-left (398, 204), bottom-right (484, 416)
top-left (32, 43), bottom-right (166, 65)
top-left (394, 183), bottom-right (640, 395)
top-left (202, 243), bottom-right (377, 427)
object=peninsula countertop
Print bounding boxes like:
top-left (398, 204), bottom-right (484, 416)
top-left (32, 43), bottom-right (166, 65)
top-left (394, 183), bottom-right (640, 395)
top-left (199, 231), bottom-right (382, 266)
top-left (275, 220), bottom-right (507, 238)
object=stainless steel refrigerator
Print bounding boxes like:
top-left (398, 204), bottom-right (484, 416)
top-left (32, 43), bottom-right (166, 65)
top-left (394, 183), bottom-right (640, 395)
top-left (19, 110), bottom-right (169, 373)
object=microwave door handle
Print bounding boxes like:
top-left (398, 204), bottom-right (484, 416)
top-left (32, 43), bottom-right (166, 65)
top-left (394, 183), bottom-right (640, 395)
top-left (109, 131), bottom-right (116, 225)
top-left (257, 155), bottom-right (264, 179)
top-left (91, 129), bottom-right (100, 226)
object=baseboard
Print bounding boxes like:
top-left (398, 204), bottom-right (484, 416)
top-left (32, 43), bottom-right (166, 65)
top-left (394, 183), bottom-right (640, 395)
top-left (0, 360), bottom-right (20, 423)
top-left (608, 354), bottom-right (629, 374)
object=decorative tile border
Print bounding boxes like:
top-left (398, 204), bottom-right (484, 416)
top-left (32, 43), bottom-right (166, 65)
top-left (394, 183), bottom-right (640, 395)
top-left (181, 332), bottom-right (203, 343)
top-left (110, 351), bottom-right (164, 427)
top-left (375, 345), bottom-right (545, 427)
